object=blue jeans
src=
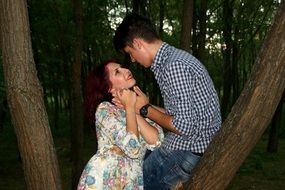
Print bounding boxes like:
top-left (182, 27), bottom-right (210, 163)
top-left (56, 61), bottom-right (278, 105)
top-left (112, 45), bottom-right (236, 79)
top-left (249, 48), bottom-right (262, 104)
top-left (143, 147), bottom-right (201, 190)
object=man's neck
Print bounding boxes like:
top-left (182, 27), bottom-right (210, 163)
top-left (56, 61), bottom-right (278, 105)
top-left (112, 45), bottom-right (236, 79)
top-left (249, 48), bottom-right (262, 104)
top-left (148, 40), bottom-right (163, 60)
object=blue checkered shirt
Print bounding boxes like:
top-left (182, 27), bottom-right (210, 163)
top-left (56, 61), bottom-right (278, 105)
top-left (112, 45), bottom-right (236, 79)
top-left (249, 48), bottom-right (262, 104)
top-left (151, 42), bottom-right (222, 153)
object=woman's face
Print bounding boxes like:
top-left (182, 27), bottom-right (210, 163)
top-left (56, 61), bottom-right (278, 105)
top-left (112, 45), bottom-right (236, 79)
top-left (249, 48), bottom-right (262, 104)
top-left (106, 62), bottom-right (136, 93)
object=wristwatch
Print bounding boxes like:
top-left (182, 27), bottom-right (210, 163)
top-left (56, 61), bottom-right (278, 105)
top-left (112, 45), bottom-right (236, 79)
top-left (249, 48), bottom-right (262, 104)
top-left (139, 104), bottom-right (151, 118)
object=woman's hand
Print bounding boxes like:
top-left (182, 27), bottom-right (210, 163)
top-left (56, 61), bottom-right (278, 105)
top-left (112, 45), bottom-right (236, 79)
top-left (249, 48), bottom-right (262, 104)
top-left (117, 88), bottom-right (139, 137)
top-left (116, 88), bottom-right (137, 110)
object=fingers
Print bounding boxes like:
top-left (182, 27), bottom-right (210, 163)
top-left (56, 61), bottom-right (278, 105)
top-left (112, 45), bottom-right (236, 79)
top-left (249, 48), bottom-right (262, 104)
top-left (133, 86), bottom-right (143, 96)
top-left (116, 88), bottom-right (137, 100)
top-left (112, 97), bottom-right (123, 108)
top-left (116, 88), bottom-right (127, 97)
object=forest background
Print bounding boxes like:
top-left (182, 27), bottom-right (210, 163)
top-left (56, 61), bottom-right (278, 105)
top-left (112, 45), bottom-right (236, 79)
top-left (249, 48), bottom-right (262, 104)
top-left (0, 0), bottom-right (284, 189)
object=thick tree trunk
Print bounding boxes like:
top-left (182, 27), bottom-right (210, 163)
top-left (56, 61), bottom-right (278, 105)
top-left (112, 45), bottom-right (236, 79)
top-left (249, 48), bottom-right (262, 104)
top-left (182, 2), bottom-right (285, 189)
top-left (71, 0), bottom-right (84, 189)
top-left (180, 0), bottom-right (194, 52)
top-left (0, 0), bottom-right (62, 190)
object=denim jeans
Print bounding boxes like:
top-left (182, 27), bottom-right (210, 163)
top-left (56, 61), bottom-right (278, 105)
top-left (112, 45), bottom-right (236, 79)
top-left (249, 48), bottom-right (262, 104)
top-left (143, 146), bottom-right (201, 190)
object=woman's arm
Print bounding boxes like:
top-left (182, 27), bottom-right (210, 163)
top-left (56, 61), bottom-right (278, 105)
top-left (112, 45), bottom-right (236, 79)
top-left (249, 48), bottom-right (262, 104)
top-left (136, 114), bottom-right (158, 144)
top-left (117, 88), bottom-right (139, 137)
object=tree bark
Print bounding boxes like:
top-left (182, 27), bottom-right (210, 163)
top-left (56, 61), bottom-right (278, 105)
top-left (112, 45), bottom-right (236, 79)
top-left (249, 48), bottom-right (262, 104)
top-left (195, 0), bottom-right (207, 62)
top-left (0, 0), bottom-right (62, 189)
top-left (180, 0), bottom-right (194, 52)
top-left (132, 0), bottom-right (147, 16)
top-left (158, 0), bottom-right (165, 38)
top-left (182, 1), bottom-right (285, 189)
top-left (221, 0), bottom-right (234, 120)
top-left (70, 0), bottom-right (84, 189)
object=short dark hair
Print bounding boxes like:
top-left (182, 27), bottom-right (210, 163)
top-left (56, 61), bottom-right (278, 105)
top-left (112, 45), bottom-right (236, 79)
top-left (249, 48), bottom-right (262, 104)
top-left (114, 13), bottom-right (159, 52)
top-left (84, 59), bottom-right (118, 124)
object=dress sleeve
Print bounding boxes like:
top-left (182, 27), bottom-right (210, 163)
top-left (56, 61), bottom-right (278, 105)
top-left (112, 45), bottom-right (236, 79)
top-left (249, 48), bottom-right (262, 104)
top-left (96, 102), bottom-right (142, 159)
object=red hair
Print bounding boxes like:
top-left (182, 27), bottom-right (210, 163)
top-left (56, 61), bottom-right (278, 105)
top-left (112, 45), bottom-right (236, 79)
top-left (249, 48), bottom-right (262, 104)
top-left (84, 59), bottom-right (118, 124)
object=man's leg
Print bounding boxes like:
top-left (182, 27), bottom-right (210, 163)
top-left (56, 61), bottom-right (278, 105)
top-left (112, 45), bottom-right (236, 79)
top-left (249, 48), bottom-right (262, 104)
top-left (143, 147), bottom-right (201, 190)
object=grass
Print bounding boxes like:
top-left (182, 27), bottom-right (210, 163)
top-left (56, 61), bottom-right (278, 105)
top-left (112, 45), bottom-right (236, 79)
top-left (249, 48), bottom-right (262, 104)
top-left (227, 136), bottom-right (285, 190)
top-left (0, 122), bottom-right (284, 190)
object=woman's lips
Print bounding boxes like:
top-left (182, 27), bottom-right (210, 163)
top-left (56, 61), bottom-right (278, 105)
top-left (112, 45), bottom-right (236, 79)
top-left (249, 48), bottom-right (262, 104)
top-left (127, 75), bottom-right (133, 80)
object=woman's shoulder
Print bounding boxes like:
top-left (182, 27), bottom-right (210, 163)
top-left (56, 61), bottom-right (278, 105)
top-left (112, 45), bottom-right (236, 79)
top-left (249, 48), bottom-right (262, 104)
top-left (97, 101), bottom-right (115, 111)
top-left (98, 101), bottom-right (112, 108)
top-left (96, 101), bottom-right (121, 115)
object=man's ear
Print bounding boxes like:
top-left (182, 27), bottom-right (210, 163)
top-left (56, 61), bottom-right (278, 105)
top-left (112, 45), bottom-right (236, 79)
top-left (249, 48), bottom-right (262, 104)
top-left (133, 38), bottom-right (142, 49)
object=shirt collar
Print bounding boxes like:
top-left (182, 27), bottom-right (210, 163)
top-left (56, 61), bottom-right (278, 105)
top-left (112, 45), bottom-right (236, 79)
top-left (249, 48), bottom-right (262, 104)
top-left (151, 42), bottom-right (170, 73)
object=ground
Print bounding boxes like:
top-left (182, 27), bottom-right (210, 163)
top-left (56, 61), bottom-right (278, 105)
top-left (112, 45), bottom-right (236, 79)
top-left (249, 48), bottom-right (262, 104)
top-left (0, 124), bottom-right (284, 190)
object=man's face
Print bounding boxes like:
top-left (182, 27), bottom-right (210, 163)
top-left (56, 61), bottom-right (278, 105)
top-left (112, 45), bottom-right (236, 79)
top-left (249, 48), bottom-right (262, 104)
top-left (123, 40), bottom-right (152, 68)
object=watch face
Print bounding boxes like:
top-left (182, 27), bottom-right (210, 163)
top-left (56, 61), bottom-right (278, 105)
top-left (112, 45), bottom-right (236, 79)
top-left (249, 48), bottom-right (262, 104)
top-left (140, 104), bottom-right (150, 117)
top-left (141, 107), bottom-right (147, 116)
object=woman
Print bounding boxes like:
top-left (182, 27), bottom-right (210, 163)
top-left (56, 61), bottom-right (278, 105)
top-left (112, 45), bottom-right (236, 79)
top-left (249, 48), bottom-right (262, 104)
top-left (77, 59), bottom-right (164, 190)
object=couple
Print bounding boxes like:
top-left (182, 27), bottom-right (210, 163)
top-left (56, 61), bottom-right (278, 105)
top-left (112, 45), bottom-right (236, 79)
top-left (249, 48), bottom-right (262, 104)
top-left (77, 13), bottom-right (221, 190)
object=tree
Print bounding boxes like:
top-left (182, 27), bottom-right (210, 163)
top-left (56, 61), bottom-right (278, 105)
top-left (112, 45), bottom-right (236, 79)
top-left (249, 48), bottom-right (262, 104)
top-left (191, 0), bottom-right (207, 63)
top-left (0, 0), bottom-right (62, 189)
top-left (70, 0), bottom-right (85, 189)
top-left (221, 0), bottom-right (234, 120)
top-left (182, 1), bottom-right (285, 189)
top-left (180, 0), bottom-right (194, 52)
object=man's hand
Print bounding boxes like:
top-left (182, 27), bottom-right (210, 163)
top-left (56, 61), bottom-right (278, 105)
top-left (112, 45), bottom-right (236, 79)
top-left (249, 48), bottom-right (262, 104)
top-left (133, 86), bottom-right (149, 114)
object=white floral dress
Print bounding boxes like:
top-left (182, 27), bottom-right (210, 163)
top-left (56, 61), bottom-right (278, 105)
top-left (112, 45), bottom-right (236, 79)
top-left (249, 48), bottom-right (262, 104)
top-left (77, 101), bottom-right (164, 190)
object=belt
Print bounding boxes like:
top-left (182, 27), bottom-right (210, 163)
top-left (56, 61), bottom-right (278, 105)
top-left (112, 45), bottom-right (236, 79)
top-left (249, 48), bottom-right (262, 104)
top-left (109, 146), bottom-right (125, 156)
top-left (192, 152), bottom-right (203, 157)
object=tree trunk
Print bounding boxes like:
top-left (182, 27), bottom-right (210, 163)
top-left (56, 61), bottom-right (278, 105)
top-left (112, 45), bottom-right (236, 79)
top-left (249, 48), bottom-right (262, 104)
top-left (182, 2), bottom-right (285, 189)
top-left (0, 0), bottom-right (62, 190)
top-left (158, 0), bottom-right (165, 38)
top-left (221, 0), bottom-right (234, 120)
top-left (180, 0), bottom-right (194, 52)
top-left (195, 0), bottom-right (207, 63)
top-left (71, 0), bottom-right (84, 189)
top-left (132, 0), bottom-right (147, 16)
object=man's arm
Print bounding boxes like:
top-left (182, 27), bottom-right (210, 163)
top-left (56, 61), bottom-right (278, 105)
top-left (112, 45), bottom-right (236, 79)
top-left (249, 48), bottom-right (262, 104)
top-left (151, 105), bottom-right (166, 113)
top-left (146, 105), bottom-right (181, 135)
top-left (133, 86), bottom-right (181, 135)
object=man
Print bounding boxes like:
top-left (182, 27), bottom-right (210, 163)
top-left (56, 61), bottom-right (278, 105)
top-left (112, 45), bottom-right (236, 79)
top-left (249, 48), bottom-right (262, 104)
top-left (114, 13), bottom-right (222, 190)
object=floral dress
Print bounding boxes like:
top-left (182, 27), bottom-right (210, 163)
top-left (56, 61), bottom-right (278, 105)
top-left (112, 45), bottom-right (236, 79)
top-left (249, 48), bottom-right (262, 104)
top-left (77, 101), bottom-right (164, 190)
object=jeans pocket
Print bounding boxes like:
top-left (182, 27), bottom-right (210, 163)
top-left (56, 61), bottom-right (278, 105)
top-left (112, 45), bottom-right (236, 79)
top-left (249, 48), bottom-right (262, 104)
top-left (161, 151), bottom-right (201, 186)
top-left (162, 163), bottom-right (191, 186)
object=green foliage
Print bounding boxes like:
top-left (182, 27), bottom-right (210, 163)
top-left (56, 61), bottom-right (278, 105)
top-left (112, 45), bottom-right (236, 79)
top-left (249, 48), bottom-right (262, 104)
top-left (24, 0), bottom-right (282, 116)
top-left (1, 0), bottom-right (285, 188)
